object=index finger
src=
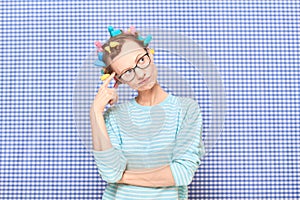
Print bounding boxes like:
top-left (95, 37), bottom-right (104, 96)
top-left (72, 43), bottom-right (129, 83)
top-left (102, 72), bottom-right (116, 88)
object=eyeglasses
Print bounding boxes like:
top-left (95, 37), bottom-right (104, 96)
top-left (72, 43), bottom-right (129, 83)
top-left (116, 50), bottom-right (151, 82)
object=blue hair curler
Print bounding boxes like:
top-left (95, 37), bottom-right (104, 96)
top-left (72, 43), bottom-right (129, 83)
top-left (108, 26), bottom-right (122, 37)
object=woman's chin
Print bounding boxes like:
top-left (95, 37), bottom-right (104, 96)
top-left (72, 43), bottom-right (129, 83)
top-left (135, 80), bottom-right (157, 91)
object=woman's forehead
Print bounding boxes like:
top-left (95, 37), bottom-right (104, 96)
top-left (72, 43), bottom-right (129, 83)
top-left (121, 40), bottom-right (142, 51)
top-left (112, 41), bottom-right (145, 63)
top-left (117, 40), bottom-right (144, 58)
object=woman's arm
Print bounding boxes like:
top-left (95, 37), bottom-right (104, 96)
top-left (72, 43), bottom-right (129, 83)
top-left (117, 164), bottom-right (175, 187)
top-left (90, 73), bottom-right (117, 151)
top-left (90, 108), bottom-right (112, 151)
top-left (90, 73), bottom-right (127, 183)
top-left (90, 108), bottom-right (127, 183)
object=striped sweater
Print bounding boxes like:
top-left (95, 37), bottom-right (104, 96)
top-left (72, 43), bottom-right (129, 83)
top-left (93, 94), bottom-right (205, 200)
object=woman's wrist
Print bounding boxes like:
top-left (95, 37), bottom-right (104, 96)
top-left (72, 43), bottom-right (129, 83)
top-left (90, 104), bottom-right (104, 117)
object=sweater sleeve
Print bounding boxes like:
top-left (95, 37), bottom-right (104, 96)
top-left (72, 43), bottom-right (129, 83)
top-left (170, 98), bottom-right (205, 186)
top-left (92, 108), bottom-right (127, 183)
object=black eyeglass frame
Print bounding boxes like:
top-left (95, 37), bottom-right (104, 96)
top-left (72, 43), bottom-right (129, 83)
top-left (116, 48), bottom-right (151, 82)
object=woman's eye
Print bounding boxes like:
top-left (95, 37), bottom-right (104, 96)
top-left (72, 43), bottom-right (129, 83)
top-left (138, 57), bottom-right (145, 64)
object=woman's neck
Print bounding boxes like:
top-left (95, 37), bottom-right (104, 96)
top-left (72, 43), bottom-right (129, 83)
top-left (136, 83), bottom-right (168, 106)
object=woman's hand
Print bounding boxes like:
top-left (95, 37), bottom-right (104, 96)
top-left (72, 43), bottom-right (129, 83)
top-left (91, 72), bottom-right (118, 114)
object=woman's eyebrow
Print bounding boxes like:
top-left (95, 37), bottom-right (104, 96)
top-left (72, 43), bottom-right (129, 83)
top-left (135, 52), bottom-right (145, 62)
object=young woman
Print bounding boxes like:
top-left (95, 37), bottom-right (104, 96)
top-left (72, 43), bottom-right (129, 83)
top-left (90, 26), bottom-right (205, 200)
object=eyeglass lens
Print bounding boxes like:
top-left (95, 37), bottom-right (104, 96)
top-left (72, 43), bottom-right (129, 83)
top-left (119, 53), bottom-right (150, 82)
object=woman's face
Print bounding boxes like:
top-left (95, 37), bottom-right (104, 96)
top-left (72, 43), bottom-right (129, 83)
top-left (110, 40), bottom-right (158, 91)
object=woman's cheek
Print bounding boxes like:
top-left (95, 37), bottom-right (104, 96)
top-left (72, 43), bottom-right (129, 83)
top-left (128, 65), bottom-right (157, 91)
top-left (138, 67), bottom-right (158, 90)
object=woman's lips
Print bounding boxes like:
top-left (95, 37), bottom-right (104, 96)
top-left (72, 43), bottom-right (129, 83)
top-left (138, 77), bottom-right (150, 85)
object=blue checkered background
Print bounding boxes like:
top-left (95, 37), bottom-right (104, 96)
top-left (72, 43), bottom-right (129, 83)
top-left (1, 1), bottom-right (299, 199)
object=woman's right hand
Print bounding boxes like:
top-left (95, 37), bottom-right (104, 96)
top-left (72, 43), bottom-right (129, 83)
top-left (90, 72), bottom-right (118, 114)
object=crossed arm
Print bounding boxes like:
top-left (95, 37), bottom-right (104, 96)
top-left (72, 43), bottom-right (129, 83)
top-left (117, 164), bottom-right (175, 187)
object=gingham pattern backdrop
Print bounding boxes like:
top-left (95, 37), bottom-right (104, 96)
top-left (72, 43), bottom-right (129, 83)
top-left (1, 1), bottom-right (299, 199)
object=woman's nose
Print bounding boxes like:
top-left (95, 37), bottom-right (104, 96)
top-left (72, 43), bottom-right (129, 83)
top-left (135, 68), bottom-right (146, 80)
